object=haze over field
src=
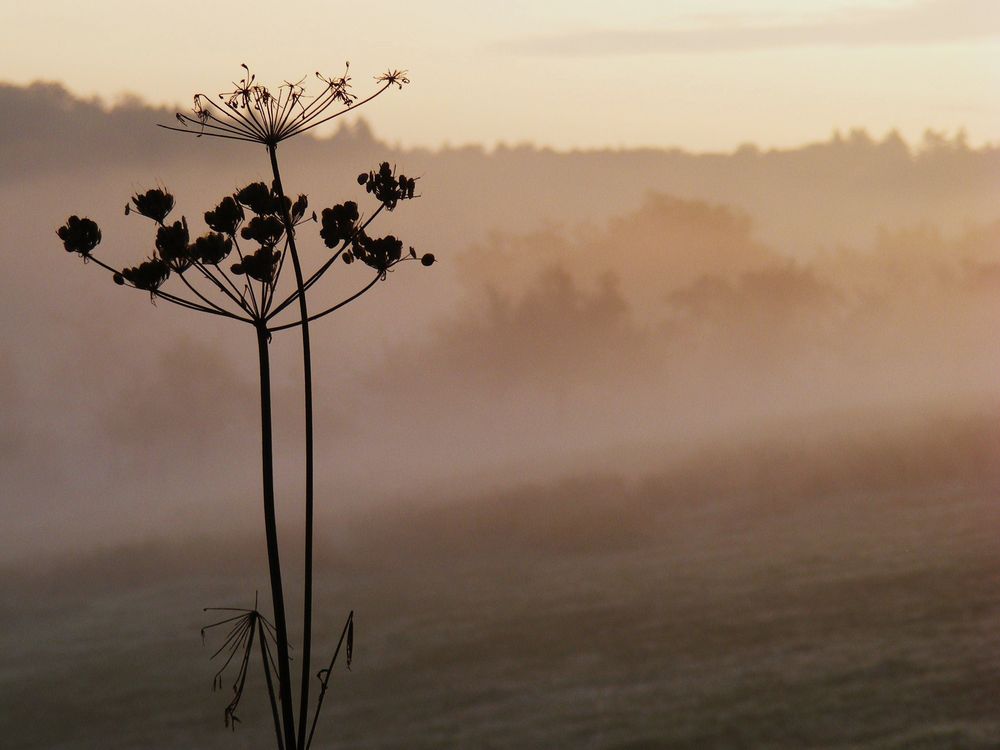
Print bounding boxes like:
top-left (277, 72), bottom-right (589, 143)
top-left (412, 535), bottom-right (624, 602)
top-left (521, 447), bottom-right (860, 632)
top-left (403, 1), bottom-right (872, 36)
top-left (1, 81), bottom-right (998, 564)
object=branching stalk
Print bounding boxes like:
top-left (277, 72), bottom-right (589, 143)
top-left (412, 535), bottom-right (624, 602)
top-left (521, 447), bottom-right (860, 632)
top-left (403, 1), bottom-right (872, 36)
top-left (56, 65), bottom-right (431, 750)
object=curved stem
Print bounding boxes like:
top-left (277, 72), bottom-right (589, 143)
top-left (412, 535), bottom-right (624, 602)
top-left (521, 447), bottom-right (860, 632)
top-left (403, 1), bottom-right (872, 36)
top-left (176, 268), bottom-right (240, 318)
top-left (230, 236), bottom-right (262, 316)
top-left (156, 124), bottom-right (261, 143)
top-left (269, 274), bottom-right (380, 333)
top-left (273, 83), bottom-right (307, 141)
top-left (284, 82), bottom-right (393, 139)
top-left (190, 258), bottom-right (256, 317)
top-left (200, 92), bottom-right (269, 139)
top-left (255, 323), bottom-right (298, 750)
top-left (154, 289), bottom-right (250, 321)
top-left (82, 254), bottom-right (252, 321)
top-left (263, 234), bottom-right (292, 317)
top-left (268, 143), bottom-right (316, 750)
top-left (164, 113), bottom-right (259, 138)
top-left (266, 204), bottom-right (385, 321)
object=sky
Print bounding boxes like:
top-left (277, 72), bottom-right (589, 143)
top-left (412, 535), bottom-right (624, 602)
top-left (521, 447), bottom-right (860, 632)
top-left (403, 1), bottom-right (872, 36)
top-left (1, 0), bottom-right (997, 151)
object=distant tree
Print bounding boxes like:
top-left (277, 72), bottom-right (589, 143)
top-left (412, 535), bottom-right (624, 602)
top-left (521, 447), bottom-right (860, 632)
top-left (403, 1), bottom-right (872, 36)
top-left (57, 64), bottom-right (434, 750)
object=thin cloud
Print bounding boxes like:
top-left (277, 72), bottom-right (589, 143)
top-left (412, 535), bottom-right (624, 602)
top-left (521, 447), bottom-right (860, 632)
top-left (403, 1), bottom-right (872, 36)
top-left (501, 0), bottom-right (1000, 56)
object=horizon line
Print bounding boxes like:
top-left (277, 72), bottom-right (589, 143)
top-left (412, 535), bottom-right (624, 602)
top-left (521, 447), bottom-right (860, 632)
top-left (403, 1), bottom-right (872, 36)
top-left (4, 77), bottom-right (998, 157)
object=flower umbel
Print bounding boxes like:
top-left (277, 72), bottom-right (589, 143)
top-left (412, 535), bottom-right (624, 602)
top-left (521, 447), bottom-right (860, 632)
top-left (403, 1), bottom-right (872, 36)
top-left (127, 188), bottom-right (174, 223)
top-left (162, 63), bottom-right (409, 145)
top-left (57, 216), bottom-right (101, 256)
top-left (358, 162), bottom-right (417, 211)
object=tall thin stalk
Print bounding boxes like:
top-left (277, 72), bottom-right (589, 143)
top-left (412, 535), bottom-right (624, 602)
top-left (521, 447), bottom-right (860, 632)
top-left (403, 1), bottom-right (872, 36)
top-left (256, 322), bottom-right (298, 750)
top-left (267, 142), bottom-right (317, 750)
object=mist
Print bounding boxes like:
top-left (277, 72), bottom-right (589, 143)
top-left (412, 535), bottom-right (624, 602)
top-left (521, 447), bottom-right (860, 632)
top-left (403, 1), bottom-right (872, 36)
top-left (1, 80), bottom-right (998, 565)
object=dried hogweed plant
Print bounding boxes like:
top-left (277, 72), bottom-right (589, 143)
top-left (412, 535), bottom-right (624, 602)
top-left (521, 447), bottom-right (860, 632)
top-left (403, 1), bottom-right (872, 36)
top-left (57, 64), bottom-right (432, 750)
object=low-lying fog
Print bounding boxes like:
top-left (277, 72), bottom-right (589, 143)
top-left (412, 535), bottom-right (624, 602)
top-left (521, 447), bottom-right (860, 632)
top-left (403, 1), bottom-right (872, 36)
top-left (1, 81), bottom-right (998, 566)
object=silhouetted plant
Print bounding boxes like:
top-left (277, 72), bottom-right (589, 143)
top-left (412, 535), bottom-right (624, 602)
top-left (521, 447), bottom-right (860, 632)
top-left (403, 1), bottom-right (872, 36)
top-left (57, 65), bottom-right (432, 750)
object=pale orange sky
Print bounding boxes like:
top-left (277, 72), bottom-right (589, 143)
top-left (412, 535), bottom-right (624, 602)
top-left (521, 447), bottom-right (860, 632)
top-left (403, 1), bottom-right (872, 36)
top-left (1, 0), bottom-right (997, 150)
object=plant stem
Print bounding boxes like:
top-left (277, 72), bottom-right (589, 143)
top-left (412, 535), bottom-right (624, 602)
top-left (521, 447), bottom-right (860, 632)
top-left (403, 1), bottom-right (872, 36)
top-left (305, 610), bottom-right (354, 750)
top-left (260, 619), bottom-right (286, 750)
top-left (267, 143), bottom-right (315, 750)
top-left (256, 322), bottom-right (298, 750)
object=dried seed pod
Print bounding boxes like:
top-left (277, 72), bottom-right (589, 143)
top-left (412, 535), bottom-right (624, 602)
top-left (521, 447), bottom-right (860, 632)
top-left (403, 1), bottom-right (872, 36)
top-left (204, 196), bottom-right (244, 235)
top-left (235, 182), bottom-right (277, 215)
top-left (121, 258), bottom-right (170, 292)
top-left (155, 218), bottom-right (192, 271)
top-left (191, 232), bottom-right (233, 265)
top-left (130, 188), bottom-right (174, 223)
top-left (319, 201), bottom-right (359, 248)
top-left (57, 216), bottom-right (102, 255)
top-left (291, 194), bottom-right (309, 223)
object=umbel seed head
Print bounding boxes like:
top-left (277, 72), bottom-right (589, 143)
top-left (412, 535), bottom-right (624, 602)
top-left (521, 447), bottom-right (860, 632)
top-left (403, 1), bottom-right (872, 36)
top-left (121, 258), bottom-right (170, 292)
top-left (204, 196), bottom-right (244, 236)
top-left (241, 215), bottom-right (285, 246)
top-left (57, 216), bottom-right (102, 256)
top-left (358, 162), bottom-right (416, 211)
top-left (236, 182), bottom-right (282, 216)
top-left (163, 65), bottom-right (407, 146)
top-left (191, 232), bottom-right (233, 265)
top-left (291, 194), bottom-right (309, 223)
top-left (128, 189), bottom-right (174, 223)
top-left (58, 67), bottom-right (433, 326)
top-left (352, 233), bottom-right (403, 273)
top-left (231, 245), bottom-right (281, 283)
top-left (319, 202), bottom-right (359, 248)
top-left (155, 219), bottom-right (192, 272)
